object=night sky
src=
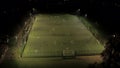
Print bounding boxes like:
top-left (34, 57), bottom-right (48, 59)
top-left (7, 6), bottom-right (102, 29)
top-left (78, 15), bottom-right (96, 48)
top-left (0, 0), bottom-right (120, 36)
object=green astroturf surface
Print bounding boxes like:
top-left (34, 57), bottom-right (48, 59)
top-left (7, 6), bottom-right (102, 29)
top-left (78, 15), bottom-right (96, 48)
top-left (22, 14), bottom-right (104, 57)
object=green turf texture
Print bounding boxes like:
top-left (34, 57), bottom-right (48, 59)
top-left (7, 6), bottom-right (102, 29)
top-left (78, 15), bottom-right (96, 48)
top-left (22, 14), bottom-right (104, 57)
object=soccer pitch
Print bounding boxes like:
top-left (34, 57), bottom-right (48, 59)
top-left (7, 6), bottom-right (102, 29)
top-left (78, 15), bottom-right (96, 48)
top-left (22, 14), bottom-right (104, 57)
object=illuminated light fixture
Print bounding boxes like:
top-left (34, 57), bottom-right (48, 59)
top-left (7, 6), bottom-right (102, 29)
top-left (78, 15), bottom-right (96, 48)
top-left (85, 14), bottom-right (87, 17)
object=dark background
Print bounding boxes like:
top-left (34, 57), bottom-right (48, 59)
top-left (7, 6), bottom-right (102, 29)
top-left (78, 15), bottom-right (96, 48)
top-left (0, 0), bottom-right (120, 36)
